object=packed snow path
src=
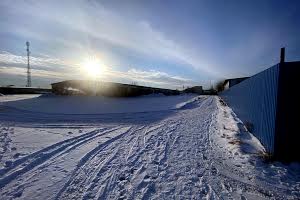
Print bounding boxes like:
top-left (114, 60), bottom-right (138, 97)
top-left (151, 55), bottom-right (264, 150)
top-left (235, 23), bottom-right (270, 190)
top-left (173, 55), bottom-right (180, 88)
top-left (0, 96), bottom-right (299, 199)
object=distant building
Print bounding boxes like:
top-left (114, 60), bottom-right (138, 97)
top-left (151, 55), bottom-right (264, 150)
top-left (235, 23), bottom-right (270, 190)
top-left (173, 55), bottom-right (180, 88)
top-left (51, 80), bottom-right (180, 97)
top-left (183, 86), bottom-right (203, 94)
top-left (0, 87), bottom-right (51, 94)
top-left (223, 77), bottom-right (249, 90)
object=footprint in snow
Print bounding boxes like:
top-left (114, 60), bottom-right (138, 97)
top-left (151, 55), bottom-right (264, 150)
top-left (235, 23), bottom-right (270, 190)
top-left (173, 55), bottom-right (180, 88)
top-left (130, 168), bottom-right (136, 174)
top-left (200, 186), bottom-right (208, 195)
top-left (13, 190), bottom-right (23, 198)
top-left (13, 153), bottom-right (21, 159)
top-left (118, 195), bottom-right (126, 200)
top-left (235, 164), bottom-right (242, 168)
top-left (144, 174), bottom-right (150, 180)
top-left (5, 160), bottom-right (13, 167)
top-left (153, 160), bottom-right (159, 165)
top-left (118, 175), bottom-right (126, 182)
top-left (211, 166), bottom-right (218, 176)
top-left (241, 195), bottom-right (247, 200)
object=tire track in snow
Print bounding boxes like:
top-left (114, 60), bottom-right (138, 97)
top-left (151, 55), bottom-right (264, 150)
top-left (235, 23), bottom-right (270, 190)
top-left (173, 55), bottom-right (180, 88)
top-left (0, 126), bottom-right (123, 189)
top-left (0, 127), bottom-right (105, 176)
top-left (83, 123), bottom-right (170, 199)
top-left (148, 96), bottom-right (216, 199)
top-left (0, 127), bottom-right (13, 163)
top-left (124, 125), bottom-right (161, 164)
top-left (85, 97), bottom-right (207, 199)
top-left (2, 96), bottom-right (292, 199)
top-left (7, 126), bottom-right (135, 200)
top-left (117, 119), bottom-right (183, 199)
top-left (80, 121), bottom-right (179, 199)
top-left (55, 126), bottom-right (136, 199)
top-left (55, 97), bottom-right (210, 199)
top-left (74, 126), bottom-right (148, 199)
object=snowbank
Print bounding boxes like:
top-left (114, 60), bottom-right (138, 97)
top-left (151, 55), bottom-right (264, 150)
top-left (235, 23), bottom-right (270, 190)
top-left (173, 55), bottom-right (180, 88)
top-left (0, 94), bottom-right (197, 114)
top-left (0, 94), bottom-right (41, 103)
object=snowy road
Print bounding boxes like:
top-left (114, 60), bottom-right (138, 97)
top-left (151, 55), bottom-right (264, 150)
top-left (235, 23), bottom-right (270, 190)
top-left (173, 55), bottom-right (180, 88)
top-left (0, 96), bottom-right (299, 199)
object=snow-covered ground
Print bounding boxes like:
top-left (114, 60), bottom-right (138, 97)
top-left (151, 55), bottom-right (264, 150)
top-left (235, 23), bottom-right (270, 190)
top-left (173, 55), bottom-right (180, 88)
top-left (1, 94), bottom-right (197, 114)
top-left (0, 94), bottom-right (41, 103)
top-left (0, 94), bottom-right (299, 199)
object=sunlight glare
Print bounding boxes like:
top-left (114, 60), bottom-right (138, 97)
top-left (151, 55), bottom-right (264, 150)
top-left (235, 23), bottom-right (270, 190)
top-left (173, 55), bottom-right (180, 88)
top-left (83, 56), bottom-right (105, 77)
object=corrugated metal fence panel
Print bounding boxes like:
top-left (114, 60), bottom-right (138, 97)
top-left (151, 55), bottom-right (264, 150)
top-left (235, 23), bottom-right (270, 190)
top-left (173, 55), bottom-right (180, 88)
top-left (221, 64), bottom-right (280, 154)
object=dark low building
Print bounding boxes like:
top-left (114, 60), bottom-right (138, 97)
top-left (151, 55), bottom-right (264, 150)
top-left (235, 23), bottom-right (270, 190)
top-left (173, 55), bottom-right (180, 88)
top-left (183, 86), bottom-right (203, 94)
top-left (0, 87), bottom-right (51, 94)
top-left (223, 77), bottom-right (249, 90)
top-left (51, 80), bottom-right (180, 97)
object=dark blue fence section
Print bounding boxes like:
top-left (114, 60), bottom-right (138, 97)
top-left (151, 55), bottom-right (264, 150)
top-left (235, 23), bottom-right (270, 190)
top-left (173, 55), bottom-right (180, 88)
top-left (221, 64), bottom-right (280, 154)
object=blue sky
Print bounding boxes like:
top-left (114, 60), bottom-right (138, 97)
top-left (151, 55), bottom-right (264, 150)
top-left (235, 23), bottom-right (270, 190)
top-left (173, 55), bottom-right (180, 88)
top-left (0, 0), bottom-right (299, 89)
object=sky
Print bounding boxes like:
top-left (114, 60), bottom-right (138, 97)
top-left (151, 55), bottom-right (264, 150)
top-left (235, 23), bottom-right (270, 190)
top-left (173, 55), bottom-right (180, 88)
top-left (0, 0), bottom-right (300, 89)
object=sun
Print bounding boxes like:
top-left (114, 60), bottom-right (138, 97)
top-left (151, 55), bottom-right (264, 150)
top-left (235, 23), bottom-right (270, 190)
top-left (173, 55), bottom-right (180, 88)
top-left (83, 56), bottom-right (105, 77)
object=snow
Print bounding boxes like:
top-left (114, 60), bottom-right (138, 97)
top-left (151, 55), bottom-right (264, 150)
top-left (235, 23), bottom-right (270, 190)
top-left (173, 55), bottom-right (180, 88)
top-left (0, 94), bottom-right (299, 199)
top-left (0, 94), bottom-right (41, 103)
top-left (1, 94), bottom-right (197, 114)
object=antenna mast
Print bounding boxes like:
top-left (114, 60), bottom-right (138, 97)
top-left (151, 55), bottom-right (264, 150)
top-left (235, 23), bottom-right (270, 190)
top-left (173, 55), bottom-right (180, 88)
top-left (26, 41), bottom-right (31, 87)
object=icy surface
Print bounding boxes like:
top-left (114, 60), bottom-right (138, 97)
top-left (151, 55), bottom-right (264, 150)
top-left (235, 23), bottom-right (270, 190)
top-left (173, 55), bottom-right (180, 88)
top-left (0, 95), bottom-right (299, 199)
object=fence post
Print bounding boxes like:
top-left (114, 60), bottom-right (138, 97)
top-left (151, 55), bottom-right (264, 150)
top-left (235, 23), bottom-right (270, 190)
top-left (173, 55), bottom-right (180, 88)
top-left (280, 47), bottom-right (285, 63)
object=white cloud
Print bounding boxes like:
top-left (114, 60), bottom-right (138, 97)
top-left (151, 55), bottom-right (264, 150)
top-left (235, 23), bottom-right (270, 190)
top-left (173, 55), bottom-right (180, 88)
top-left (0, 51), bottom-right (68, 68)
top-left (128, 68), bottom-right (190, 83)
top-left (0, 66), bottom-right (66, 79)
top-left (0, 51), bottom-right (198, 89)
top-left (0, 65), bottom-right (197, 90)
top-left (101, 68), bottom-right (198, 89)
top-left (0, 51), bottom-right (82, 81)
top-left (0, 0), bottom-right (220, 77)
top-left (0, 0), bottom-right (220, 89)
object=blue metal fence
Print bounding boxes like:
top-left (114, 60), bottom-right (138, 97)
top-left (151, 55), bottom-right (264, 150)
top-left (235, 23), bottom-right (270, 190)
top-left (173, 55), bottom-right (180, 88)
top-left (220, 64), bottom-right (280, 154)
